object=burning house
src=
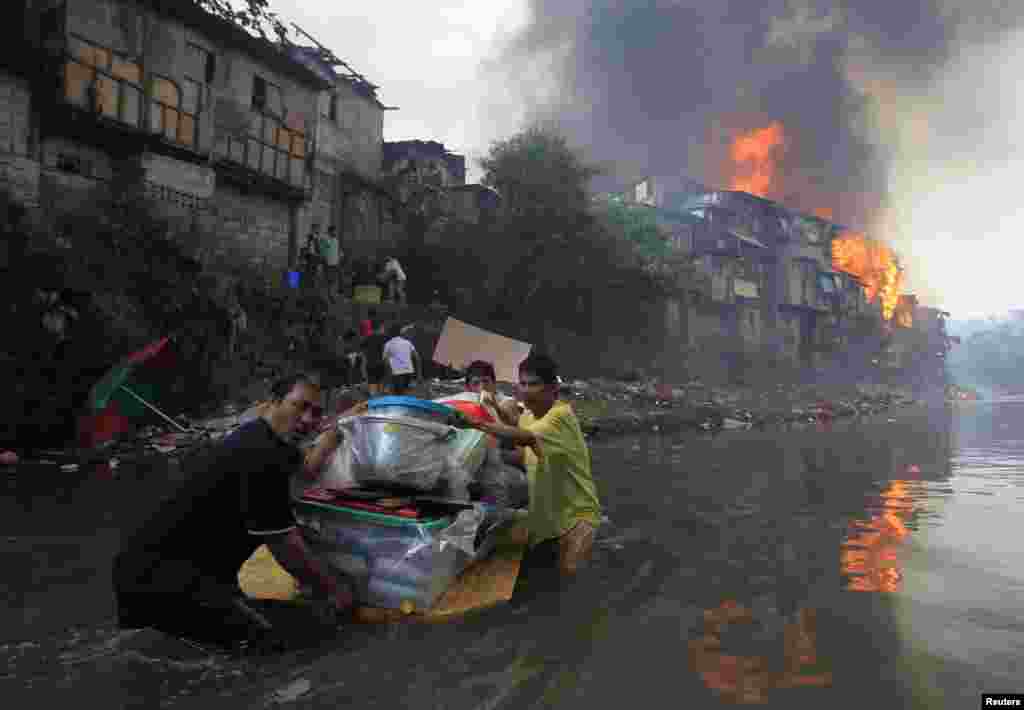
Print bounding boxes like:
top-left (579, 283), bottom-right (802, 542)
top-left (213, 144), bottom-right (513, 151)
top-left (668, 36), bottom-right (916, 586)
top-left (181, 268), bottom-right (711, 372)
top-left (881, 295), bottom-right (950, 384)
top-left (623, 171), bottom-right (896, 373)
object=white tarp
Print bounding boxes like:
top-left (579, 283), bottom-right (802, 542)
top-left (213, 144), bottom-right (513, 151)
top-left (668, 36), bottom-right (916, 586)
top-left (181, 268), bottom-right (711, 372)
top-left (432, 318), bottom-right (532, 384)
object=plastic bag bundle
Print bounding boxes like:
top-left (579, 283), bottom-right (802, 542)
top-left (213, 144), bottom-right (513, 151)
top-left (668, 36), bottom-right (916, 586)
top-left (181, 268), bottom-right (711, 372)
top-left (338, 414), bottom-right (488, 495)
top-left (295, 499), bottom-right (494, 610)
top-left (473, 446), bottom-right (528, 509)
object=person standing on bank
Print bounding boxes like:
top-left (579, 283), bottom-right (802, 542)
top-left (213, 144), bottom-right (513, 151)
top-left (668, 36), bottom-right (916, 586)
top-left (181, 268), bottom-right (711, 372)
top-left (302, 225), bottom-right (323, 290)
top-left (383, 256), bottom-right (407, 305)
top-left (457, 353), bottom-right (602, 576)
top-left (383, 323), bottom-right (421, 396)
top-left (362, 321), bottom-right (391, 396)
top-left (112, 374), bottom-right (367, 635)
top-left (319, 226), bottom-right (341, 301)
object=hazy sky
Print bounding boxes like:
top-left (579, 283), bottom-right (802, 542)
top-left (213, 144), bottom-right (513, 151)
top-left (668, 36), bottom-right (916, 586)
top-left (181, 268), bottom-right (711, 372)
top-left (268, 1), bottom-right (1024, 319)
top-left (272, 0), bottom-right (530, 181)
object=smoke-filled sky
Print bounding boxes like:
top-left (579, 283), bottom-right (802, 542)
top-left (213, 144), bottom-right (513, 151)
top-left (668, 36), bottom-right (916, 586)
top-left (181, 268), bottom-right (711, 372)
top-left (273, 0), bottom-right (1024, 317)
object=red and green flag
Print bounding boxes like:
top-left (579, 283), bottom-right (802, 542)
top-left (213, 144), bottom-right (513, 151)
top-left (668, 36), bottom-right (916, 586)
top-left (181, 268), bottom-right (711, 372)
top-left (78, 337), bottom-right (179, 447)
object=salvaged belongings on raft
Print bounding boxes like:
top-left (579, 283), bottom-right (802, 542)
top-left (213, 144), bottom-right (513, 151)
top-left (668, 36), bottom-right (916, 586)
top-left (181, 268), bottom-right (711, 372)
top-left (324, 396), bottom-right (488, 498)
top-left (294, 491), bottom-right (510, 611)
top-left (298, 396), bottom-right (525, 611)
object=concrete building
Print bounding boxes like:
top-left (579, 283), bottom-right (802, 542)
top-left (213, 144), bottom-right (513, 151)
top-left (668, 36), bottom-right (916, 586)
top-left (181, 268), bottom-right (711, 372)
top-left (381, 139), bottom-right (499, 233)
top-left (1, 0), bottom-right (394, 277)
top-left (628, 178), bottom-right (876, 369)
top-left (287, 44), bottom-right (391, 251)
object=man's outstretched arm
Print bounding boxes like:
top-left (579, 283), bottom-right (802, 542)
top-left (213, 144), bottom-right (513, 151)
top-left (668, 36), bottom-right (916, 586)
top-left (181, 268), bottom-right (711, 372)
top-left (263, 528), bottom-right (352, 611)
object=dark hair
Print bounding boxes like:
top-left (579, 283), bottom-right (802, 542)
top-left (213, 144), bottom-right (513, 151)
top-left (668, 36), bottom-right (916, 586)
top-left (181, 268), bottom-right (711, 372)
top-left (518, 352), bottom-right (559, 385)
top-left (389, 323), bottom-right (403, 338)
top-left (269, 373), bottom-right (320, 400)
top-left (465, 360), bottom-right (496, 382)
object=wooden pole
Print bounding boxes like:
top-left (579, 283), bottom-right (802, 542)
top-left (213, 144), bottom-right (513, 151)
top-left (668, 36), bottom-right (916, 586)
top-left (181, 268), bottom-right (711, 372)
top-left (118, 384), bottom-right (189, 432)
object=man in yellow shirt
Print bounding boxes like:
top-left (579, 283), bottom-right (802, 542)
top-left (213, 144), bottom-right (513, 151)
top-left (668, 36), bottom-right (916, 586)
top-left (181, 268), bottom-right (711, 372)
top-left (467, 353), bottom-right (602, 575)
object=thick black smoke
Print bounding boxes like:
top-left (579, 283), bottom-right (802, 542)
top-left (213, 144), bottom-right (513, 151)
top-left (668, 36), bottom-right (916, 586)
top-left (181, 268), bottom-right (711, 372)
top-left (493, 0), bottom-right (1024, 228)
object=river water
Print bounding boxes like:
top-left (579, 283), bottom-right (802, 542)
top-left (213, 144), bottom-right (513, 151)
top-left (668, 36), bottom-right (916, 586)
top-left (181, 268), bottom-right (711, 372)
top-left (2, 398), bottom-right (1023, 708)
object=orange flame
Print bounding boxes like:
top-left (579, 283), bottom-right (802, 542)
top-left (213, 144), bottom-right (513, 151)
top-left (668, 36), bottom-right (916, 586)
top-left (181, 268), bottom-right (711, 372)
top-left (729, 122), bottom-right (785, 197)
top-left (894, 296), bottom-right (915, 328)
top-left (831, 231), bottom-right (904, 320)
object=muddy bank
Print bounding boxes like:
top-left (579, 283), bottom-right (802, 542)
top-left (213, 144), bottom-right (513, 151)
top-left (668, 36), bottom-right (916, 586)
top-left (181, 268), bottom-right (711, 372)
top-left (562, 380), bottom-right (927, 439)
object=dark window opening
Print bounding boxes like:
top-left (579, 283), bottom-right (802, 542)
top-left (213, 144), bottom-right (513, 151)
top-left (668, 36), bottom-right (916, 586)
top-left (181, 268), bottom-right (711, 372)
top-left (205, 53), bottom-right (216, 84)
top-left (329, 95), bottom-right (337, 122)
top-left (56, 152), bottom-right (87, 176)
top-left (252, 75), bottom-right (266, 111)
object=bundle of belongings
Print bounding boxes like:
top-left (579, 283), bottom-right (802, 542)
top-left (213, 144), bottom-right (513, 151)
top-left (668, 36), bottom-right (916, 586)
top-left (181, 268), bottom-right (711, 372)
top-left (295, 396), bottom-right (528, 611)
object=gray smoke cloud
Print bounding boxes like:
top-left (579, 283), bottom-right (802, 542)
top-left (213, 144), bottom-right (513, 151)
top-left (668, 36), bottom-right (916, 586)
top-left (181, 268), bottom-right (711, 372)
top-left (481, 0), bottom-right (1024, 314)
top-left (486, 1), bottom-right (1024, 228)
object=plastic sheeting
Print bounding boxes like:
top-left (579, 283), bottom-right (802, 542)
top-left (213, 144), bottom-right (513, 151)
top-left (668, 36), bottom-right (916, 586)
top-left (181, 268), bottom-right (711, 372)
top-left (295, 500), bottom-right (504, 610)
top-left (337, 414), bottom-right (489, 497)
top-left (474, 446), bottom-right (528, 509)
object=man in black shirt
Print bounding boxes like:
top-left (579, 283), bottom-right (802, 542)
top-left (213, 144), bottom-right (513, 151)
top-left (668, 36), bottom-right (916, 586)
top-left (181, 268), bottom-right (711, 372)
top-left (362, 322), bottom-right (391, 396)
top-left (113, 374), bottom-right (365, 635)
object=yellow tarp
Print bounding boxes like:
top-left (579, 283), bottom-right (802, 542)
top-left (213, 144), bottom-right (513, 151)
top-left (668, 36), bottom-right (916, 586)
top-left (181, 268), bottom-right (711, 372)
top-left (237, 522), bottom-right (528, 624)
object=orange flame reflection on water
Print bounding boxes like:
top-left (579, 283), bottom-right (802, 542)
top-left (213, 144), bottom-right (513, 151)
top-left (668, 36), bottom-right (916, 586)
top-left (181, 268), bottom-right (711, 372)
top-left (840, 480), bottom-right (913, 592)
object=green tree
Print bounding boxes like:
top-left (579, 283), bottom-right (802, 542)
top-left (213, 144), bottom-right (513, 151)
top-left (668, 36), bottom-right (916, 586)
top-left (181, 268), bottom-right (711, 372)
top-left (190, 0), bottom-right (289, 42)
top-left (590, 194), bottom-right (669, 261)
top-left (481, 125), bottom-right (600, 225)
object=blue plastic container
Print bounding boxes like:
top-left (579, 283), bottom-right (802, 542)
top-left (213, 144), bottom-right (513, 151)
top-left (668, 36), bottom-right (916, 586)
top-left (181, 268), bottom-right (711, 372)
top-left (367, 396), bottom-right (455, 423)
top-left (287, 270), bottom-right (301, 289)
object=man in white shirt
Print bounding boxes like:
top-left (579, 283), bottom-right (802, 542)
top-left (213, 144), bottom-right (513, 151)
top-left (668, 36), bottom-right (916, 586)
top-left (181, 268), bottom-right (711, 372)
top-left (382, 324), bottom-right (420, 395)
top-left (383, 257), bottom-right (407, 305)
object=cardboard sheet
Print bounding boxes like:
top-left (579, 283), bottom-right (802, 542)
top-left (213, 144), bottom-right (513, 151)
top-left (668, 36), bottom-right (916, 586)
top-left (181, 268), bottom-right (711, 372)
top-left (432, 318), bottom-right (532, 384)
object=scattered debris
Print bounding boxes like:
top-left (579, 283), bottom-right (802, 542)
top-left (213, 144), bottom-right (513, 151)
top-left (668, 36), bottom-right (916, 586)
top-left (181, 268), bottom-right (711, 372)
top-left (271, 678), bottom-right (312, 704)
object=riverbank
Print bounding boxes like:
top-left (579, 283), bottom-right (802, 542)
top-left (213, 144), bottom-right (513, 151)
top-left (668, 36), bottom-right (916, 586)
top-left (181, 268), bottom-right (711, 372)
top-left (564, 380), bottom-right (926, 438)
top-left (0, 373), bottom-right (926, 469)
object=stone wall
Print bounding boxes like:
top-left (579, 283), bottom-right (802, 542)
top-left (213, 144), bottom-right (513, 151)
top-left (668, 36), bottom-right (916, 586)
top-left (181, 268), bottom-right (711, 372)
top-left (206, 183), bottom-right (292, 270)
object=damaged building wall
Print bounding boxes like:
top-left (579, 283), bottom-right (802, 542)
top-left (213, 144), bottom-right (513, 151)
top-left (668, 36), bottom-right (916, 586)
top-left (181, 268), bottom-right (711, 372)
top-left (0, 71), bottom-right (40, 208)
top-left (302, 54), bottom-right (386, 256)
top-left (205, 183), bottom-right (291, 270)
top-left (9, 0), bottom-right (330, 271)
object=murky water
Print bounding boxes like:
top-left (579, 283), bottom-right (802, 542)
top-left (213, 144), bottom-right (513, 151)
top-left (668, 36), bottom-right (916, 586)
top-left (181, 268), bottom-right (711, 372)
top-left (2, 399), bottom-right (1022, 708)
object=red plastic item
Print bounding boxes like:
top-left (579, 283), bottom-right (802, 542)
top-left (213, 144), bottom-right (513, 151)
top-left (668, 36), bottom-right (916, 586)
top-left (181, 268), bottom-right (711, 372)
top-left (330, 499), bottom-right (421, 519)
top-left (440, 399), bottom-right (496, 424)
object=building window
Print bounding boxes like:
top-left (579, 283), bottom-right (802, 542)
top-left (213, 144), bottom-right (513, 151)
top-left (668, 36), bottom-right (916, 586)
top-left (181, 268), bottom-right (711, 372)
top-left (329, 95), bottom-right (338, 122)
top-left (187, 43), bottom-right (216, 84)
top-left (148, 76), bottom-right (195, 147)
top-left (251, 75), bottom-right (282, 116)
top-left (64, 35), bottom-right (142, 127)
top-left (252, 75), bottom-right (266, 110)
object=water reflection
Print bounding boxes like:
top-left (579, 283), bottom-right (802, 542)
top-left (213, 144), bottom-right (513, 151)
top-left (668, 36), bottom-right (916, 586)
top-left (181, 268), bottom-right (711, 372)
top-left (841, 479), bottom-right (915, 593)
top-left (688, 601), bottom-right (831, 704)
